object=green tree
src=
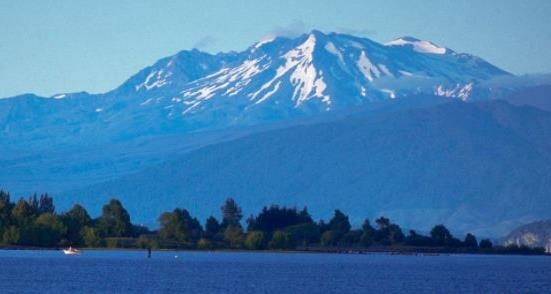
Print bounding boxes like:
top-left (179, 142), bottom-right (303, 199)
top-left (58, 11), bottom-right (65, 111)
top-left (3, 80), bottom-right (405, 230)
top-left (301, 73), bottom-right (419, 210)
top-left (221, 198), bottom-right (242, 228)
top-left (32, 213), bottom-right (67, 246)
top-left (341, 230), bottom-right (363, 246)
top-left (285, 222), bottom-right (320, 246)
top-left (320, 230), bottom-right (338, 247)
top-left (158, 208), bottom-right (203, 243)
top-left (11, 199), bottom-right (34, 226)
top-left (374, 217), bottom-right (404, 245)
top-left (0, 191), bottom-right (12, 238)
top-left (81, 226), bottom-right (103, 247)
top-left (463, 233), bottom-right (478, 249)
top-left (245, 231), bottom-right (265, 250)
top-left (2, 226), bottom-right (19, 244)
top-left (197, 238), bottom-right (213, 250)
top-left (269, 230), bottom-right (290, 249)
top-left (223, 224), bottom-right (244, 248)
top-left (61, 204), bottom-right (91, 245)
top-left (97, 199), bottom-right (132, 237)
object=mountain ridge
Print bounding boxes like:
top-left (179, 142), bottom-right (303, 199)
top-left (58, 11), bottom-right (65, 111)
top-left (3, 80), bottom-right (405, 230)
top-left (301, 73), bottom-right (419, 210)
top-left (0, 30), bottom-right (517, 155)
top-left (56, 99), bottom-right (551, 237)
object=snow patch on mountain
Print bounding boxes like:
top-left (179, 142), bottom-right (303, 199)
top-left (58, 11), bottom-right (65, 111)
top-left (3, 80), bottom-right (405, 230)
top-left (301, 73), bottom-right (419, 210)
top-left (324, 42), bottom-right (345, 64)
top-left (357, 51), bottom-right (381, 81)
top-left (283, 34), bottom-right (331, 107)
top-left (180, 56), bottom-right (271, 113)
top-left (386, 36), bottom-right (447, 55)
top-left (136, 70), bottom-right (173, 91)
top-left (381, 89), bottom-right (396, 99)
top-left (52, 94), bottom-right (66, 99)
top-left (378, 64), bottom-right (393, 77)
top-left (254, 36), bottom-right (276, 49)
top-left (435, 83), bottom-right (474, 101)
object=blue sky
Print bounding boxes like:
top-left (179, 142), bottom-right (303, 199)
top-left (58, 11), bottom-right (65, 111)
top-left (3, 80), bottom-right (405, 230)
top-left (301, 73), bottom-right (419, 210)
top-left (1, 0), bottom-right (550, 97)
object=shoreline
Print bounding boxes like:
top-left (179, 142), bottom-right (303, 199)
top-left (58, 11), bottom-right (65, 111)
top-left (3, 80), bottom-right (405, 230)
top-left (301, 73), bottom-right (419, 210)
top-left (1, 245), bottom-right (548, 257)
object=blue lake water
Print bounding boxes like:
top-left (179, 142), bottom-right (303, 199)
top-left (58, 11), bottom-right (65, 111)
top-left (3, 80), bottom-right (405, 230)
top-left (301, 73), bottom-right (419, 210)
top-left (0, 250), bottom-right (550, 293)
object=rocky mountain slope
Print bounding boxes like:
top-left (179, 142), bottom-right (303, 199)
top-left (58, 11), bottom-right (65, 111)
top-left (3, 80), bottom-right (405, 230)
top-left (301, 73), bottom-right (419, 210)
top-left (58, 99), bottom-right (551, 237)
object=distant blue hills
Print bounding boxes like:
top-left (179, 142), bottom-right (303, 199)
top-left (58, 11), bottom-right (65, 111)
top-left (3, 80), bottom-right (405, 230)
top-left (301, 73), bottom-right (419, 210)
top-left (57, 98), bottom-right (551, 237)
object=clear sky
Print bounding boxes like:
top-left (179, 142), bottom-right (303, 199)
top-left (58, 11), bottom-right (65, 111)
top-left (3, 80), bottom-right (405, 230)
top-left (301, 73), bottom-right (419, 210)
top-left (1, 0), bottom-right (551, 98)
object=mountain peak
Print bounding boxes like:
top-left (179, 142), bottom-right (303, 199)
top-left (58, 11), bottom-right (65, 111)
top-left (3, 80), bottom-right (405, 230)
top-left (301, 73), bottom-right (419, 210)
top-left (398, 36), bottom-right (421, 42)
top-left (254, 36), bottom-right (277, 49)
top-left (308, 29), bottom-right (326, 37)
top-left (385, 36), bottom-right (448, 55)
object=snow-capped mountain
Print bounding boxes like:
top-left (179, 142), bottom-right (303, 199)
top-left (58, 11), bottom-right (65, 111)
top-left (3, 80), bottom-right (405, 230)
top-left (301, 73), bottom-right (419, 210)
top-left (110, 30), bottom-right (509, 122)
top-left (1, 30), bottom-right (511, 145)
top-left (3, 30), bottom-right (550, 236)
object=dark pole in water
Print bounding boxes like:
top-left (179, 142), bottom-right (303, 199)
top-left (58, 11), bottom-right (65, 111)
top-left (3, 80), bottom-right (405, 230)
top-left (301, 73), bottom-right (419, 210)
top-left (148, 247), bottom-right (152, 258)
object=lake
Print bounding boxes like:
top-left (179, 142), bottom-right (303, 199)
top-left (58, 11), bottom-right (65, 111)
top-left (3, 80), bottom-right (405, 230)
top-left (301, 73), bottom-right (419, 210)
top-left (0, 250), bottom-right (549, 293)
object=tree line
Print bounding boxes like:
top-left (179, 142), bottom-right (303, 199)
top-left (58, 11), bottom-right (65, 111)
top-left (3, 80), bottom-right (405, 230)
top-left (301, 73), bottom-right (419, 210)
top-left (0, 190), bottom-right (545, 254)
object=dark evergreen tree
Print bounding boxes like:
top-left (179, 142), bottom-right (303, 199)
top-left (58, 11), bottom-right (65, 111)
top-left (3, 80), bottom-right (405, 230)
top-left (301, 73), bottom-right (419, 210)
top-left (0, 190), bottom-right (10, 204)
top-left (327, 210), bottom-right (351, 235)
top-left (247, 205), bottom-right (313, 233)
top-left (463, 233), bottom-right (478, 249)
top-left (479, 239), bottom-right (493, 249)
top-left (28, 194), bottom-right (39, 215)
top-left (204, 216), bottom-right (221, 240)
top-left (375, 217), bottom-right (391, 230)
top-left (430, 224), bottom-right (454, 246)
top-left (38, 194), bottom-right (55, 214)
top-left (285, 222), bottom-right (320, 246)
top-left (405, 230), bottom-right (432, 246)
top-left (360, 219), bottom-right (375, 247)
top-left (221, 198), bottom-right (242, 228)
top-left (386, 224), bottom-right (405, 244)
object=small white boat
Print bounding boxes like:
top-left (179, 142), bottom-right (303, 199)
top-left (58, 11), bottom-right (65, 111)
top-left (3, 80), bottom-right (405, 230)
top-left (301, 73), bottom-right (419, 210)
top-left (63, 246), bottom-right (81, 255)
